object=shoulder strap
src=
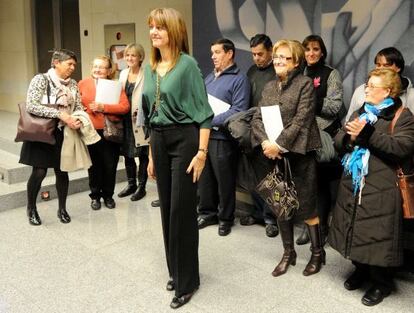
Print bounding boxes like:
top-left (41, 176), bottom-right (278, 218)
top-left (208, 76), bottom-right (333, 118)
top-left (42, 74), bottom-right (51, 103)
top-left (390, 105), bottom-right (406, 174)
top-left (390, 106), bottom-right (404, 134)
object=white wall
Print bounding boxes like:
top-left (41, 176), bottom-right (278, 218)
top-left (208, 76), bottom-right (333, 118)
top-left (0, 0), bottom-right (35, 112)
top-left (0, 0), bottom-right (192, 113)
top-left (79, 0), bottom-right (192, 79)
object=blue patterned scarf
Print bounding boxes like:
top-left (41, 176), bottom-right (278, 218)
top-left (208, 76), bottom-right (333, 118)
top-left (342, 97), bottom-right (394, 197)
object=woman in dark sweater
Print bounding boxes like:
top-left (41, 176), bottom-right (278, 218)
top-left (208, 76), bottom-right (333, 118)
top-left (296, 35), bottom-right (344, 245)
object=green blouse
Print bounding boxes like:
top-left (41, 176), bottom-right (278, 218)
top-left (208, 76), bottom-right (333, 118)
top-left (142, 53), bottom-right (213, 128)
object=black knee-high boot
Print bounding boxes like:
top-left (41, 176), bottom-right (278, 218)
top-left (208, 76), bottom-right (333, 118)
top-left (272, 220), bottom-right (296, 277)
top-left (131, 154), bottom-right (148, 201)
top-left (296, 223), bottom-right (310, 245)
top-left (303, 223), bottom-right (326, 276)
top-left (118, 162), bottom-right (138, 197)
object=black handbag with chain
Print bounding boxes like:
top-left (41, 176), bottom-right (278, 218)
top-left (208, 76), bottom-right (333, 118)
top-left (256, 157), bottom-right (299, 221)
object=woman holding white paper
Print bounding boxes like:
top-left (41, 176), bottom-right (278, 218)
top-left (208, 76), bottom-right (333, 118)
top-left (251, 39), bottom-right (323, 277)
top-left (78, 55), bottom-right (129, 210)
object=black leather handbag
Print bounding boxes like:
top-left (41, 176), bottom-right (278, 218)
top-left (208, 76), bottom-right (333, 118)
top-left (256, 157), bottom-right (299, 221)
top-left (14, 75), bottom-right (57, 145)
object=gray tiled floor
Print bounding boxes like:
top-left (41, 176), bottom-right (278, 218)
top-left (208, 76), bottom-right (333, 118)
top-left (0, 182), bottom-right (413, 313)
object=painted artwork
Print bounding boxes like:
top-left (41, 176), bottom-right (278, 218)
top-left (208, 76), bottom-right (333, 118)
top-left (193, 0), bottom-right (414, 107)
top-left (109, 45), bottom-right (127, 71)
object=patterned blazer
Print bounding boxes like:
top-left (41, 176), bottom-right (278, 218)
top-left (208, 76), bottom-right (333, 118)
top-left (251, 68), bottom-right (321, 154)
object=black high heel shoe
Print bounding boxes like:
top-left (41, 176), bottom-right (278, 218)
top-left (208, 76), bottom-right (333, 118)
top-left (58, 208), bottom-right (71, 224)
top-left (170, 288), bottom-right (198, 309)
top-left (27, 207), bottom-right (42, 226)
top-left (166, 278), bottom-right (175, 291)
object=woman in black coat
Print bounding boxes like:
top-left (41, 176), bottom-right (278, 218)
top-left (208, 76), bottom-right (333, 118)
top-left (329, 68), bottom-right (414, 306)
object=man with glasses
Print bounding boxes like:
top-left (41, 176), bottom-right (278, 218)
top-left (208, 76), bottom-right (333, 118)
top-left (239, 34), bottom-right (279, 238)
top-left (346, 47), bottom-right (414, 121)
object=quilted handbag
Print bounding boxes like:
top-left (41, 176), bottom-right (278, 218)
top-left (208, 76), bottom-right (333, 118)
top-left (256, 157), bottom-right (299, 221)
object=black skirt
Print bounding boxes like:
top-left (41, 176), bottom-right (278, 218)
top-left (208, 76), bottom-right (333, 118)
top-left (19, 127), bottom-right (64, 169)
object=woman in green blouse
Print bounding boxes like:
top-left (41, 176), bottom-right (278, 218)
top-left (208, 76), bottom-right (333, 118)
top-left (142, 8), bottom-right (213, 310)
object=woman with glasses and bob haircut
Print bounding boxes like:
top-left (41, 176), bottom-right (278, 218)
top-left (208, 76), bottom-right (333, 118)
top-left (142, 7), bottom-right (213, 310)
top-left (78, 56), bottom-right (129, 210)
top-left (329, 68), bottom-right (414, 306)
top-left (251, 39), bottom-right (324, 277)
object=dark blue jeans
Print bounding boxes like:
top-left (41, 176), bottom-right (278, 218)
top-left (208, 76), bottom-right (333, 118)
top-left (251, 190), bottom-right (276, 225)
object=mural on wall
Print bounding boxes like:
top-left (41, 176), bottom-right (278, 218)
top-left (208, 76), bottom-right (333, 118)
top-left (193, 0), bottom-right (414, 107)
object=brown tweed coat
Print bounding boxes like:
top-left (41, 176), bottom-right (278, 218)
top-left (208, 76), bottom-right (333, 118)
top-left (251, 68), bottom-right (321, 220)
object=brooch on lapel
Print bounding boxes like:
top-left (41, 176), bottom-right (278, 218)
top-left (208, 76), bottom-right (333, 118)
top-left (313, 77), bottom-right (321, 88)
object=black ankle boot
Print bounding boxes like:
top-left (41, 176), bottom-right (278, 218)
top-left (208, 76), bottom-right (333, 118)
top-left (58, 208), bottom-right (71, 224)
top-left (118, 183), bottom-right (138, 198)
top-left (272, 220), bottom-right (296, 277)
top-left (131, 164), bottom-right (147, 201)
top-left (131, 184), bottom-right (146, 201)
top-left (27, 207), bottom-right (42, 226)
top-left (303, 224), bottom-right (326, 276)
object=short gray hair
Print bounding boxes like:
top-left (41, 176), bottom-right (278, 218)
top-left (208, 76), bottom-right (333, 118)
top-left (50, 49), bottom-right (77, 67)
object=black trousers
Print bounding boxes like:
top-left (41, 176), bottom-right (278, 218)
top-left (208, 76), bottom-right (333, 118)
top-left (124, 146), bottom-right (149, 185)
top-left (150, 124), bottom-right (200, 297)
top-left (198, 139), bottom-right (238, 223)
top-left (353, 262), bottom-right (395, 293)
top-left (316, 161), bottom-right (342, 227)
top-left (87, 130), bottom-right (120, 200)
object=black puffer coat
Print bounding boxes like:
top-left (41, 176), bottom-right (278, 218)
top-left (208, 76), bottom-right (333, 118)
top-left (329, 101), bottom-right (414, 267)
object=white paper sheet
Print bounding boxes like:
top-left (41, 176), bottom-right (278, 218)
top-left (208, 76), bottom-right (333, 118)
top-left (261, 105), bottom-right (284, 142)
top-left (95, 79), bottom-right (122, 104)
top-left (208, 94), bottom-right (231, 116)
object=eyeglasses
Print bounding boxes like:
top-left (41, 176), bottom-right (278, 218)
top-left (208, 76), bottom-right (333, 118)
top-left (273, 55), bottom-right (293, 62)
top-left (364, 83), bottom-right (387, 90)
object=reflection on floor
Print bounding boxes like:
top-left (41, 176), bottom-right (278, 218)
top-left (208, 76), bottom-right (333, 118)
top-left (0, 181), bottom-right (413, 313)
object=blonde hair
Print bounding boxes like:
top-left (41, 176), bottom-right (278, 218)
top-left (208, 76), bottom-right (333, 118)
top-left (368, 68), bottom-right (402, 98)
top-left (91, 55), bottom-right (115, 80)
top-left (124, 43), bottom-right (145, 67)
top-left (273, 39), bottom-right (305, 67)
top-left (147, 7), bottom-right (189, 71)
